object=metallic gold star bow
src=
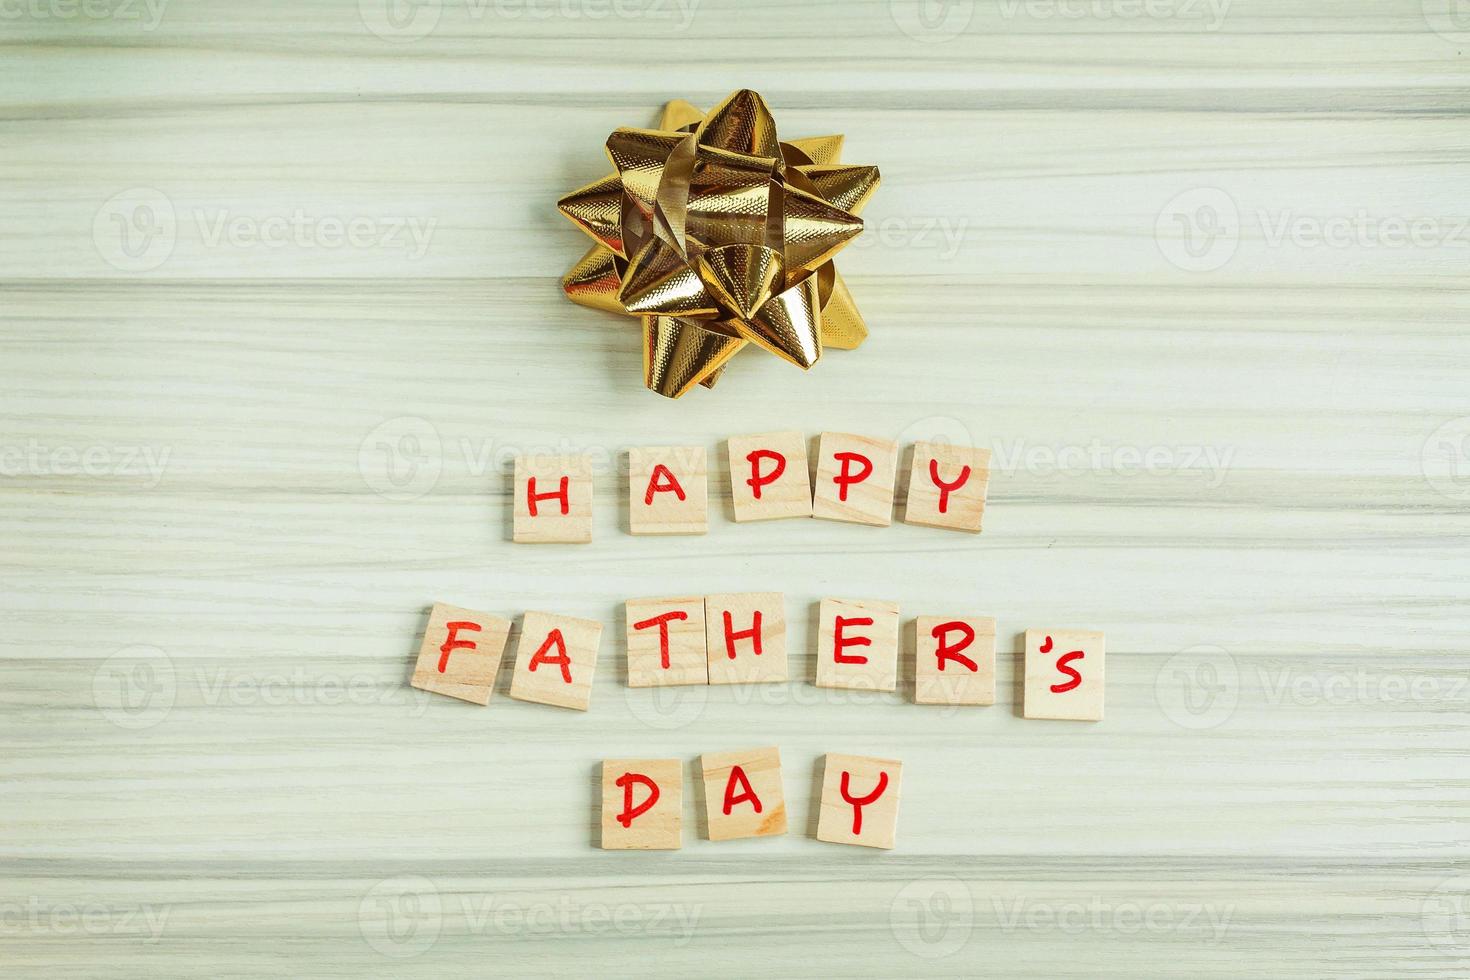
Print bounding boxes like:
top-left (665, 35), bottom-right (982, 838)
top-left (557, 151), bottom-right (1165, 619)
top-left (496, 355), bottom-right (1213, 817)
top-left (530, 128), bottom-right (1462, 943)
top-left (556, 89), bottom-right (880, 398)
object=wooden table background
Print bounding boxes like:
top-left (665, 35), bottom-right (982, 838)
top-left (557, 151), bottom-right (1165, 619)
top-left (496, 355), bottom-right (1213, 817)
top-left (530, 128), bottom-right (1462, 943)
top-left (4, 1), bottom-right (1470, 975)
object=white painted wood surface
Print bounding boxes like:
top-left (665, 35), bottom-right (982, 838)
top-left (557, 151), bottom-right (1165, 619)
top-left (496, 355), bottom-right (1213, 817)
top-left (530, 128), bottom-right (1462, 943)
top-left (3, 1), bottom-right (1470, 975)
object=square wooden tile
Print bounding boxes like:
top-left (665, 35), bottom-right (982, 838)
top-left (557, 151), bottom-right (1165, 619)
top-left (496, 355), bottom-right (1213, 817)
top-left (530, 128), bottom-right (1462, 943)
top-left (625, 596), bottom-right (708, 687)
top-left (914, 616), bottom-right (997, 706)
top-left (410, 602), bottom-right (513, 705)
top-left (601, 758), bottom-right (682, 850)
top-left (903, 441), bottom-right (992, 533)
top-left (726, 431), bottom-right (812, 522)
top-left (508, 610), bottom-right (604, 710)
top-left (812, 432), bottom-right (899, 527)
top-left (815, 597), bottom-right (901, 692)
top-left (628, 446), bottom-right (708, 536)
top-left (699, 746), bottom-right (787, 841)
top-left (816, 753), bottom-right (902, 849)
top-left (513, 454), bottom-right (594, 544)
top-left (704, 593), bottom-right (788, 685)
top-left (1023, 628), bottom-right (1105, 721)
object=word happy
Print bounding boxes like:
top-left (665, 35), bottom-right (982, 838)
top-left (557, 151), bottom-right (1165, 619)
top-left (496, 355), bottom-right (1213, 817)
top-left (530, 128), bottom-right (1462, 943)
top-left (511, 431), bottom-right (994, 542)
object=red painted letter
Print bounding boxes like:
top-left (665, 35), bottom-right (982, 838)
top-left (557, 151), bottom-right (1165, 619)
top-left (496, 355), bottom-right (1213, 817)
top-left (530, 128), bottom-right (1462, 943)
top-left (832, 451), bottom-right (873, 502)
top-left (832, 615), bottom-right (874, 665)
top-left (721, 610), bottom-right (763, 660)
top-left (643, 464), bottom-right (686, 505)
top-left (928, 458), bottom-right (971, 515)
top-left (839, 770), bottom-right (889, 835)
top-left (526, 475), bottom-right (570, 517)
top-left (722, 765), bottom-right (762, 815)
top-left (527, 628), bottom-right (573, 684)
top-left (438, 621), bottom-right (481, 673)
top-left (1040, 634), bottom-right (1085, 693)
top-left (614, 772), bottom-right (659, 828)
top-left (931, 621), bottom-right (978, 673)
top-left (745, 449), bottom-right (786, 500)
top-left (632, 610), bottom-right (688, 670)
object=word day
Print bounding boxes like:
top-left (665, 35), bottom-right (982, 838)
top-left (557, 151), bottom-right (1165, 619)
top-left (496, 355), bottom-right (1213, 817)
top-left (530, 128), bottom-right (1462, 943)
top-left (603, 749), bottom-right (901, 851)
top-left (512, 431), bottom-right (992, 543)
top-left (410, 599), bottom-right (1106, 722)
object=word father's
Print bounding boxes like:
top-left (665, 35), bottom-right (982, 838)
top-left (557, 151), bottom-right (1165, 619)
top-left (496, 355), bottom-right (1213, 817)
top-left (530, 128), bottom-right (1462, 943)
top-left (411, 599), bottom-right (1105, 719)
top-left (512, 431), bottom-right (992, 542)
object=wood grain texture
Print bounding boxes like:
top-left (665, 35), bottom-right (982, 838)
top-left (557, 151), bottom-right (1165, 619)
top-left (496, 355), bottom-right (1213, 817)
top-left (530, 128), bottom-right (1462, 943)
top-left (2, 0), bottom-right (1470, 975)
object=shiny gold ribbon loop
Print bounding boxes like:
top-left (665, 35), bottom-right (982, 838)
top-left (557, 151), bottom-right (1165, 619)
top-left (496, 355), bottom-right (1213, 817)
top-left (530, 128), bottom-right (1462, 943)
top-left (557, 90), bottom-right (880, 398)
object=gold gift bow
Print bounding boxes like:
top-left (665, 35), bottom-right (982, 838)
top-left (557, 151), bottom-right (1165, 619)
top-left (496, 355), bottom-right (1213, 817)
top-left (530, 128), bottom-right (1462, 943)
top-left (556, 90), bottom-right (880, 398)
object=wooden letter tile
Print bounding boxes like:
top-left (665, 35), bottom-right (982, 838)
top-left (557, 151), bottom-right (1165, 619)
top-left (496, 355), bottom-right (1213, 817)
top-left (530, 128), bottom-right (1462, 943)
top-left (704, 593), bottom-right (788, 685)
top-left (601, 758), bottom-right (682, 850)
top-left (625, 596), bottom-right (708, 687)
top-left (812, 432), bottom-right (899, 527)
top-left (513, 454), bottom-right (594, 544)
top-left (628, 446), bottom-right (708, 535)
top-left (699, 746), bottom-right (787, 841)
top-left (914, 616), bottom-right (997, 706)
top-left (1023, 628), bottom-right (1105, 721)
top-left (816, 753), bottom-right (902, 849)
top-left (508, 610), bottom-right (604, 710)
top-left (410, 602), bottom-right (512, 706)
top-left (726, 431), bottom-right (812, 522)
top-left (815, 598), bottom-right (901, 692)
top-left (903, 441), bottom-right (992, 533)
